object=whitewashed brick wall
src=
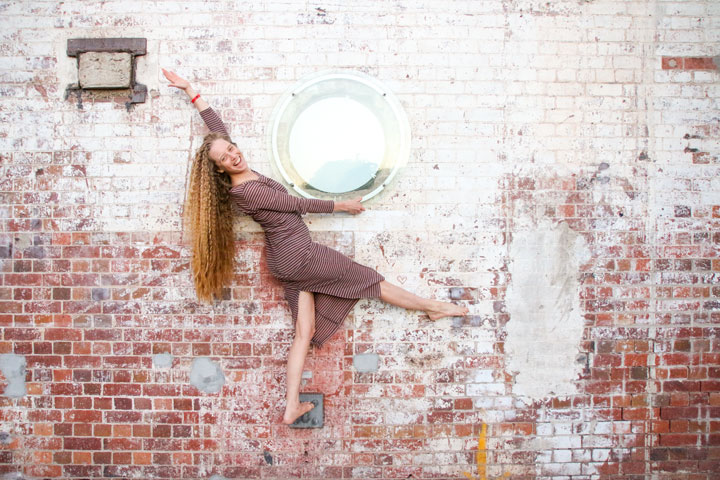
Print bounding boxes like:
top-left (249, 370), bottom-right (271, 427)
top-left (1, 1), bottom-right (718, 479)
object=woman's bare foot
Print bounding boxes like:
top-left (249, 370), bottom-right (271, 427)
top-left (282, 401), bottom-right (315, 425)
top-left (426, 301), bottom-right (469, 321)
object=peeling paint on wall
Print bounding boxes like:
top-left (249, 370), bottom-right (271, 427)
top-left (505, 221), bottom-right (590, 401)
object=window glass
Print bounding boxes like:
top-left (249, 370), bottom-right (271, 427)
top-left (268, 71), bottom-right (410, 200)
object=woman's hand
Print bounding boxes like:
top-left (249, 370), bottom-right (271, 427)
top-left (162, 69), bottom-right (190, 91)
top-left (334, 197), bottom-right (365, 215)
top-left (162, 68), bottom-right (208, 110)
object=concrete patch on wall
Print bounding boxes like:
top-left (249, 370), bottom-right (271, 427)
top-left (190, 358), bottom-right (226, 394)
top-left (353, 353), bottom-right (380, 373)
top-left (152, 353), bottom-right (174, 369)
top-left (505, 221), bottom-right (590, 401)
top-left (0, 354), bottom-right (27, 398)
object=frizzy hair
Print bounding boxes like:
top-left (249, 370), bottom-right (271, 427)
top-left (184, 132), bottom-right (235, 302)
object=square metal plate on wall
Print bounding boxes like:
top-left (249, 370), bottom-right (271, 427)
top-left (289, 393), bottom-right (323, 429)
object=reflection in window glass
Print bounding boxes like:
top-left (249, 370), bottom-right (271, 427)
top-left (268, 71), bottom-right (410, 200)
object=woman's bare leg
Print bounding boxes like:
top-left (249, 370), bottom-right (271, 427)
top-left (282, 291), bottom-right (317, 425)
top-left (379, 280), bottom-right (468, 319)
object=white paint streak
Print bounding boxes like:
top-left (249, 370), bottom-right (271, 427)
top-left (505, 221), bottom-right (590, 401)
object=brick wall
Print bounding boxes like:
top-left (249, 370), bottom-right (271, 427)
top-left (0, 1), bottom-right (718, 479)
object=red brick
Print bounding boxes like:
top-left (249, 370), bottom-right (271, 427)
top-left (44, 328), bottom-right (81, 341)
top-left (662, 57), bottom-right (683, 69)
top-left (63, 437), bottom-right (101, 450)
top-left (661, 407), bottom-right (699, 420)
top-left (105, 438), bottom-right (142, 450)
top-left (664, 381), bottom-right (702, 392)
top-left (454, 398), bottom-right (473, 410)
top-left (625, 353), bottom-right (648, 366)
top-left (659, 434), bottom-right (701, 446)
top-left (3, 328), bottom-right (41, 340)
top-left (104, 412), bottom-right (142, 424)
top-left (702, 381), bottom-right (720, 392)
top-left (141, 246), bottom-right (180, 258)
top-left (102, 384), bottom-right (142, 396)
top-left (683, 57), bottom-right (717, 70)
top-left (5, 274), bottom-right (43, 286)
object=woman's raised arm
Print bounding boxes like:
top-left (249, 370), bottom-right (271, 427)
top-left (162, 68), bottom-right (228, 136)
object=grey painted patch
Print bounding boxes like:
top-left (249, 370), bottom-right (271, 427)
top-left (3, 473), bottom-right (29, 480)
top-left (353, 353), bottom-right (379, 372)
top-left (152, 353), bottom-right (174, 369)
top-left (505, 221), bottom-right (590, 401)
top-left (263, 450), bottom-right (273, 465)
top-left (0, 432), bottom-right (12, 444)
top-left (190, 357), bottom-right (225, 394)
top-left (91, 288), bottom-right (110, 301)
top-left (208, 476), bottom-right (228, 480)
top-left (0, 354), bottom-right (26, 398)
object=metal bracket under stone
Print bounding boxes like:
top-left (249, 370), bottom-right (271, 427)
top-left (289, 393), bottom-right (323, 429)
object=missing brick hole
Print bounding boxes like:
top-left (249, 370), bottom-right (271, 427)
top-left (407, 352), bottom-right (444, 368)
top-left (577, 353), bottom-right (591, 374)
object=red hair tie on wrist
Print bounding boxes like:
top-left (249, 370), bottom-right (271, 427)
top-left (191, 94), bottom-right (201, 103)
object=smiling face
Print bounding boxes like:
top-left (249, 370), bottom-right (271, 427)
top-left (208, 138), bottom-right (248, 175)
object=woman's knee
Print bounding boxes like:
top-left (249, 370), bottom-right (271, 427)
top-left (295, 318), bottom-right (315, 342)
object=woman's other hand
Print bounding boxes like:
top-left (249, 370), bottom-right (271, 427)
top-left (162, 69), bottom-right (190, 91)
top-left (334, 198), bottom-right (365, 215)
top-left (163, 68), bottom-right (207, 110)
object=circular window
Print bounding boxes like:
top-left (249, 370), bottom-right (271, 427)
top-left (268, 70), bottom-right (410, 200)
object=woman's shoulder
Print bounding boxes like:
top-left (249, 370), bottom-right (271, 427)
top-left (229, 171), bottom-right (263, 194)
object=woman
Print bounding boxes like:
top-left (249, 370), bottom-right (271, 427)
top-left (163, 69), bottom-right (468, 425)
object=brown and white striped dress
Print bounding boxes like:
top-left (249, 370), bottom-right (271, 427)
top-left (200, 107), bottom-right (384, 347)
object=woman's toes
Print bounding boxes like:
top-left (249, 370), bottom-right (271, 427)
top-left (282, 401), bottom-right (316, 425)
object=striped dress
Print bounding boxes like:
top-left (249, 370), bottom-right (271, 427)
top-left (200, 107), bottom-right (384, 347)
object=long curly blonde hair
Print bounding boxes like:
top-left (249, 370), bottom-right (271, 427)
top-left (184, 132), bottom-right (235, 302)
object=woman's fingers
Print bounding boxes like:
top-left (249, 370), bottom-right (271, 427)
top-left (346, 198), bottom-right (364, 214)
top-left (161, 68), bottom-right (188, 89)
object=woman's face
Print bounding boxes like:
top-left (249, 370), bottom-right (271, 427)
top-left (208, 138), bottom-right (248, 175)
